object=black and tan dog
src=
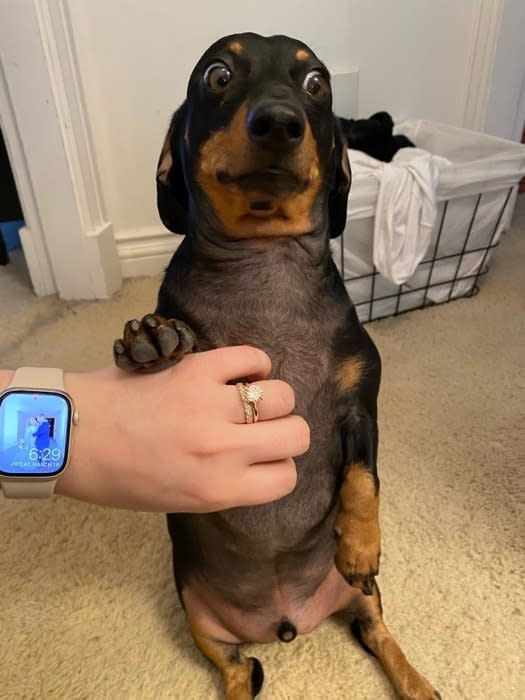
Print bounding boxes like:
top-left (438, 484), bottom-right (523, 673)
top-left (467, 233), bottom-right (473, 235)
top-left (114, 33), bottom-right (440, 700)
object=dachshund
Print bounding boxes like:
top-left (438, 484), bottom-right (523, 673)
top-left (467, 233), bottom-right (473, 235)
top-left (114, 32), bottom-right (440, 700)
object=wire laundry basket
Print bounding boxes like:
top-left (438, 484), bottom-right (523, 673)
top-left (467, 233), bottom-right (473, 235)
top-left (334, 186), bottom-right (514, 323)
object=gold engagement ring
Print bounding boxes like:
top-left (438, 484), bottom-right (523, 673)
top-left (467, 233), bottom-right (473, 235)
top-left (236, 382), bottom-right (264, 424)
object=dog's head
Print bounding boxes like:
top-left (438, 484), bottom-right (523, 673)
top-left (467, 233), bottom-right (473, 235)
top-left (157, 33), bottom-right (350, 239)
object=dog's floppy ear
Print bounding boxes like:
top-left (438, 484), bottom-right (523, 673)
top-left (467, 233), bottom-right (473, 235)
top-left (328, 118), bottom-right (351, 239)
top-left (156, 103), bottom-right (189, 235)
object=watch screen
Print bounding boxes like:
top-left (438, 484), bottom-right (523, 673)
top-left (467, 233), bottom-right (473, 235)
top-left (0, 390), bottom-right (72, 477)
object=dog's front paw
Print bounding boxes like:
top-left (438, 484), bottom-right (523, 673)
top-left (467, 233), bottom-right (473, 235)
top-left (113, 314), bottom-right (196, 372)
top-left (334, 513), bottom-right (380, 595)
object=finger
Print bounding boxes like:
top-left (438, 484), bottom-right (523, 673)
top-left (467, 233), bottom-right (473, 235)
top-left (228, 380), bottom-right (295, 424)
top-left (190, 345), bottom-right (272, 383)
top-left (222, 458), bottom-right (298, 509)
top-left (234, 415), bottom-right (310, 463)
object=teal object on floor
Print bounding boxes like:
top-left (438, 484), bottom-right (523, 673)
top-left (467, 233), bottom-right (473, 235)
top-left (0, 219), bottom-right (24, 251)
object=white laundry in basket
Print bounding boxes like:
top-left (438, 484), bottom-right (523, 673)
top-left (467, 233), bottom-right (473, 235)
top-left (406, 189), bottom-right (513, 303)
top-left (348, 147), bottom-right (446, 285)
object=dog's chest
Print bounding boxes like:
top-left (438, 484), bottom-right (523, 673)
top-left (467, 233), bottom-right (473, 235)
top-left (161, 243), bottom-right (349, 563)
top-left (210, 303), bottom-right (331, 407)
top-left (165, 246), bottom-right (343, 412)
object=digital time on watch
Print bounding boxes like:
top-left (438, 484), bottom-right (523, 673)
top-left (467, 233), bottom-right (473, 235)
top-left (0, 367), bottom-right (79, 498)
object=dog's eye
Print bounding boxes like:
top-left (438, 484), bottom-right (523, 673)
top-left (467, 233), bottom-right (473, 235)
top-left (303, 70), bottom-right (330, 101)
top-left (204, 62), bottom-right (232, 92)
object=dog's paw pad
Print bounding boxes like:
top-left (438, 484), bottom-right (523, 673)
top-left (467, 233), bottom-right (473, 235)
top-left (130, 337), bottom-right (161, 364)
top-left (173, 320), bottom-right (197, 354)
top-left (113, 314), bottom-right (196, 373)
top-left (157, 324), bottom-right (180, 357)
top-left (114, 339), bottom-right (137, 370)
top-left (143, 314), bottom-right (159, 328)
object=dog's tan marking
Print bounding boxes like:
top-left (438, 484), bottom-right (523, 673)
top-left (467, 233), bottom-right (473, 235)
top-left (336, 355), bottom-right (365, 391)
top-left (296, 49), bottom-right (310, 61)
top-left (194, 634), bottom-right (253, 699)
top-left (186, 604), bottom-right (254, 700)
top-left (229, 41), bottom-right (244, 55)
top-left (350, 585), bottom-right (440, 699)
top-left (334, 462), bottom-right (381, 593)
top-left (197, 102), bottom-right (321, 238)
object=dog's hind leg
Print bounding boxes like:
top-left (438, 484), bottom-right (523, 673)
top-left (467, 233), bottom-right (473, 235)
top-left (339, 581), bottom-right (441, 700)
top-left (188, 627), bottom-right (264, 700)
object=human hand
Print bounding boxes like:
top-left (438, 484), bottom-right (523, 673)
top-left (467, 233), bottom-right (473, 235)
top-left (57, 346), bottom-right (309, 512)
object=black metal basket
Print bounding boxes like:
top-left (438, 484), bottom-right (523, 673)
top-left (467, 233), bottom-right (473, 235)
top-left (334, 186), bottom-right (514, 323)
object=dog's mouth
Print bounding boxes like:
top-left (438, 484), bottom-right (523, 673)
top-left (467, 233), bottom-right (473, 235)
top-left (216, 167), bottom-right (308, 197)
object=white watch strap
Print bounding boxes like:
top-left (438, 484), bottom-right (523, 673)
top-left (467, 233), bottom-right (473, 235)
top-left (2, 367), bottom-right (68, 499)
top-left (9, 367), bottom-right (65, 390)
top-left (2, 480), bottom-right (57, 498)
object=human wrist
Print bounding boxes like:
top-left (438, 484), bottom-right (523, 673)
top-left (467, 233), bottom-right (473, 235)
top-left (0, 369), bottom-right (15, 390)
top-left (57, 367), bottom-right (160, 510)
top-left (56, 368), bottom-right (124, 506)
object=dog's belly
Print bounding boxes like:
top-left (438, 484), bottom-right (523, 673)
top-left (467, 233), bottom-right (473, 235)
top-left (182, 564), bottom-right (360, 645)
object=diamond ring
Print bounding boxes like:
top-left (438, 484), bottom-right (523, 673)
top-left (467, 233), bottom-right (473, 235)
top-left (236, 382), bottom-right (264, 424)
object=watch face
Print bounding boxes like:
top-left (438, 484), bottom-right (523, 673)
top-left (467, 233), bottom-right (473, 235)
top-left (0, 390), bottom-right (72, 477)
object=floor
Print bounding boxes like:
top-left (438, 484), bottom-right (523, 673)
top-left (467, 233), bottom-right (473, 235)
top-left (0, 197), bottom-right (523, 699)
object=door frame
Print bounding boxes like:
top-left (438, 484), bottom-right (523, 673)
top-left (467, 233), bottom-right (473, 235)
top-left (0, 0), bottom-right (120, 299)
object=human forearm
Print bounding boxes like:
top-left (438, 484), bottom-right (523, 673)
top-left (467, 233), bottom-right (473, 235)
top-left (57, 367), bottom-right (148, 509)
top-left (2, 348), bottom-right (308, 511)
top-left (56, 348), bottom-right (307, 511)
top-left (0, 369), bottom-right (14, 389)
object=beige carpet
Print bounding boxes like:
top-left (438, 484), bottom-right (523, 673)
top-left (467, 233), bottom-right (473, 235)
top-left (1, 197), bottom-right (524, 700)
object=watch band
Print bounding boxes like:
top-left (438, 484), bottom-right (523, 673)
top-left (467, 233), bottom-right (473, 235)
top-left (2, 479), bottom-right (57, 498)
top-left (9, 367), bottom-right (65, 390)
top-left (1, 367), bottom-right (70, 499)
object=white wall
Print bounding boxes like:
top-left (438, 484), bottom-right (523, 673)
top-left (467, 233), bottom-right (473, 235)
top-left (68, 0), bottom-right (483, 238)
top-left (483, 0), bottom-right (525, 141)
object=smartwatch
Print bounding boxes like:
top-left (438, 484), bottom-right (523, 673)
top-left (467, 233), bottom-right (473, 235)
top-left (0, 367), bottom-right (79, 498)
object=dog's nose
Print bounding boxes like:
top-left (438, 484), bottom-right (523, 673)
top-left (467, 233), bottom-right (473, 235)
top-left (247, 101), bottom-right (305, 149)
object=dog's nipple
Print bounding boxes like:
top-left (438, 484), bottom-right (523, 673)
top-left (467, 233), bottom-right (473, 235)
top-left (277, 620), bottom-right (297, 643)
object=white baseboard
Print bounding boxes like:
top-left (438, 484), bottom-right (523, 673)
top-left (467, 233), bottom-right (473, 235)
top-left (115, 226), bottom-right (182, 278)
